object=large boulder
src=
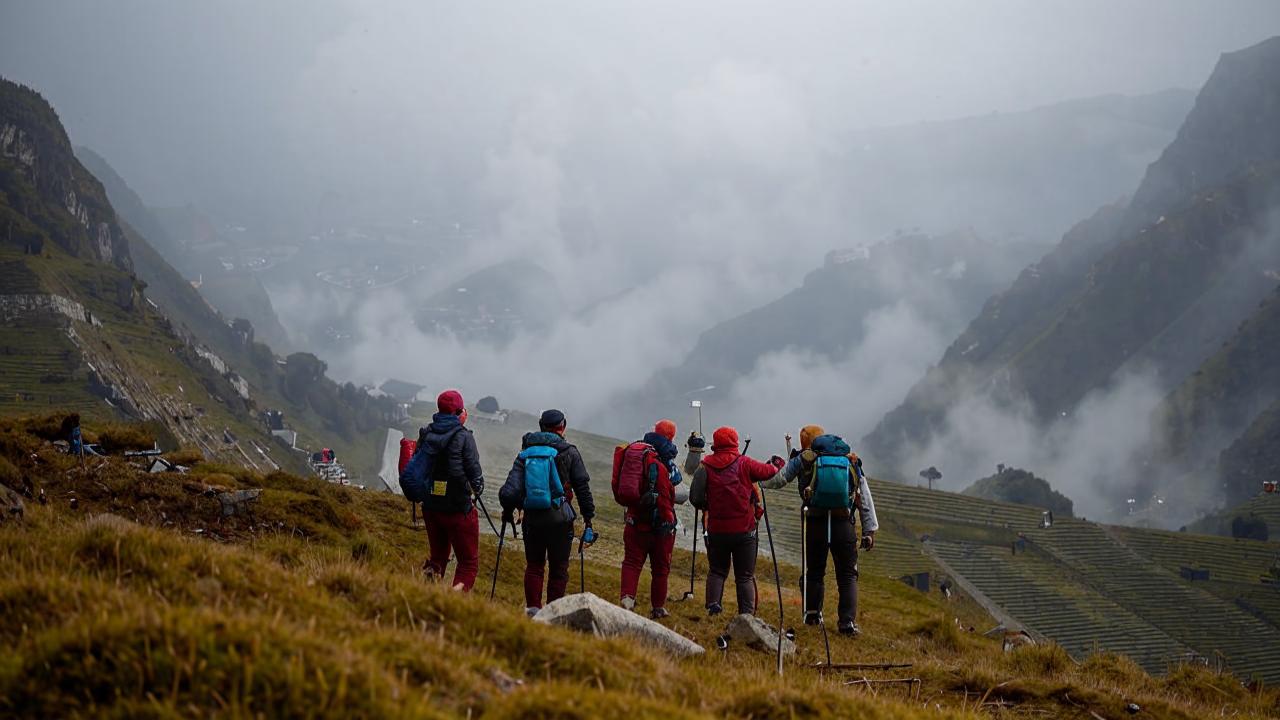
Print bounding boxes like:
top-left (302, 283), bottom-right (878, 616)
top-left (0, 482), bottom-right (24, 523)
top-left (533, 593), bottom-right (704, 658)
top-left (725, 614), bottom-right (796, 656)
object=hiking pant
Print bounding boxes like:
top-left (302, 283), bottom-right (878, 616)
top-left (804, 512), bottom-right (859, 624)
top-left (705, 531), bottom-right (758, 614)
top-left (522, 519), bottom-right (574, 609)
top-left (423, 507), bottom-right (479, 591)
top-left (620, 523), bottom-right (676, 610)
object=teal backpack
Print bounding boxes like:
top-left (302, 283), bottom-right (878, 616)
top-left (519, 445), bottom-right (564, 510)
top-left (807, 434), bottom-right (853, 511)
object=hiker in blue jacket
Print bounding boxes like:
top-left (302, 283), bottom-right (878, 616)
top-left (499, 409), bottom-right (596, 615)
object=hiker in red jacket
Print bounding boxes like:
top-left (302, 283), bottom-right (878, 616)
top-left (616, 419), bottom-right (683, 619)
top-left (688, 426), bottom-right (784, 616)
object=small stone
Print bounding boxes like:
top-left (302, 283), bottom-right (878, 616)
top-left (724, 614), bottom-right (796, 656)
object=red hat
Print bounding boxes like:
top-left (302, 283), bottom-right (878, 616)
top-left (437, 389), bottom-right (464, 414)
top-left (712, 426), bottom-right (739, 451)
top-left (654, 419), bottom-right (677, 441)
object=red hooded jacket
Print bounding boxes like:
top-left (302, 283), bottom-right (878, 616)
top-left (698, 449), bottom-right (776, 534)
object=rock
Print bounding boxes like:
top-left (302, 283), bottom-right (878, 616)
top-left (0, 483), bottom-right (25, 522)
top-left (533, 593), bottom-right (704, 658)
top-left (218, 488), bottom-right (262, 518)
top-left (724, 614), bottom-right (796, 656)
top-left (486, 667), bottom-right (524, 693)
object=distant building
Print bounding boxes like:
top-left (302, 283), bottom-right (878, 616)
top-left (379, 378), bottom-right (426, 403)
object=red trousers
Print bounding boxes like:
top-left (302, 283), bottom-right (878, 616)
top-left (620, 523), bottom-right (676, 610)
top-left (423, 508), bottom-right (479, 591)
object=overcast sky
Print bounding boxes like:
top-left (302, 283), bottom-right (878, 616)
top-left (2, 1), bottom-right (1277, 225)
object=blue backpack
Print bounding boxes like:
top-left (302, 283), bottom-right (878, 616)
top-left (399, 427), bottom-right (460, 502)
top-left (519, 445), bottom-right (564, 510)
top-left (807, 434), bottom-right (853, 511)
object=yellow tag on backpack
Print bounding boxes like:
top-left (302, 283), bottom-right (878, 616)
top-left (431, 480), bottom-right (448, 496)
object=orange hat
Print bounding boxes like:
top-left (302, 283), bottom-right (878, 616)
top-left (799, 424), bottom-right (825, 450)
top-left (712, 426), bottom-right (739, 451)
top-left (654, 419), bottom-right (677, 441)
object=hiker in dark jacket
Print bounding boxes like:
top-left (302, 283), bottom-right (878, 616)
top-left (763, 424), bottom-right (878, 635)
top-left (689, 426), bottom-right (784, 616)
top-left (619, 419), bottom-right (683, 619)
top-left (419, 389), bottom-right (484, 591)
top-left (499, 409), bottom-right (596, 615)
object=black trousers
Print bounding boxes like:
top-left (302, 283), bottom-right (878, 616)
top-left (804, 512), bottom-right (859, 624)
top-left (705, 531), bottom-right (758, 614)
top-left (521, 519), bottom-right (574, 608)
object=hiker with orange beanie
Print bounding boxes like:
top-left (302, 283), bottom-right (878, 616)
top-left (764, 424), bottom-right (878, 635)
top-left (688, 426), bottom-right (785, 616)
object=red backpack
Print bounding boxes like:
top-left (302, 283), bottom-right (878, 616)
top-left (612, 442), bottom-right (661, 507)
top-left (398, 438), bottom-right (417, 474)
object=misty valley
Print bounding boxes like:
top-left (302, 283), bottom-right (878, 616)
top-left (2, 4), bottom-right (1280, 718)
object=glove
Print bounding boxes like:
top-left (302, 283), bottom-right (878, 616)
top-left (860, 533), bottom-right (875, 551)
top-left (582, 524), bottom-right (597, 547)
top-left (501, 509), bottom-right (515, 525)
top-left (687, 432), bottom-right (706, 450)
top-left (768, 455), bottom-right (785, 470)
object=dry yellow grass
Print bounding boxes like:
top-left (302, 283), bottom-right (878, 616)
top-left (0, 415), bottom-right (1276, 718)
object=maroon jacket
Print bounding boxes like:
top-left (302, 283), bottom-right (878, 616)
top-left (691, 449), bottom-right (776, 534)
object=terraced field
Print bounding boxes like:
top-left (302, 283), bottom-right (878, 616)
top-left (929, 540), bottom-right (1187, 673)
top-left (869, 479), bottom-right (1047, 529)
top-left (1111, 525), bottom-right (1280, 583)
top-left (1030, 519), bottom-right (1280, 684)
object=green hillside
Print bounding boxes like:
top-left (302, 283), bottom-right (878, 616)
top-left (3, 414), bottom-right (1279, 718)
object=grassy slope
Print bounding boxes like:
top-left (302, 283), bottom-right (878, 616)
top-left (2, 416), bottom-right (1278, 719)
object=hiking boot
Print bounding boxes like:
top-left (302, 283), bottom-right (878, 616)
top-left (707, 602), bottom-right (723, 616)
top-left (804, 612), bottom-right (821, 626)
top-left (422, 564), bottom-right (439, 582)
top-left (650, 607), bottom-right (670, 620)
top-left (524, 607), bottom-right (540, 619)
top-left (621, 596), bottom-right (637, 611)
top-left (838, 620), bottom-right (861, 636)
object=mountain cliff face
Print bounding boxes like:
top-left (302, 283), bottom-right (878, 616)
top-left (862, 37), bottom-right (1280, 516)
top-left (1, 78), bottom-right (395, 480)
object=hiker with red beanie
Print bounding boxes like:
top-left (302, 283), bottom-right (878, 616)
top-left (688, 426), bottom-right (785, 616)
top-left (419, 389), bottom-right (484, 591)
top-left (615, 419), bottom-right (684, 619)
top-left (499, 409), bottom-right (597, 615)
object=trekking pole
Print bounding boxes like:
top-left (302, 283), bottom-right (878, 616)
top-left (820, 513), bottom-right (833, 667)
top-left (747, 437), bottom-right (786, 676)
top-left (476, 495), bottom-right (512, 538)
top-left (678, 510), bottom-right (700, 601)
top-left (578, 534), bottom-right (586, 594)
top-left (490, 519), bottom-right (508, 601)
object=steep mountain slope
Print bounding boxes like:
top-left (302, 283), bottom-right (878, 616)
top-left (1159, 285), bottom-right (1280, 506)
top-left (1, 78), bottom-right (395, 480)
top-left (0, 78), bottom-right (278, 464)
top-left (863, 37), bottom-right (1280, 502)
top-left (73, 147), bottom-right (401, 482)
top-left (837, 89), bottom-right (1194, 242)
top-left (605, 231), bottom-right (1047, 435)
